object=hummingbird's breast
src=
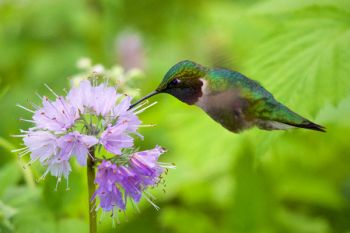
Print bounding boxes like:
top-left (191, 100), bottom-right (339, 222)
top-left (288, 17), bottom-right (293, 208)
top-left (195, 79), bottom-right (254, 133)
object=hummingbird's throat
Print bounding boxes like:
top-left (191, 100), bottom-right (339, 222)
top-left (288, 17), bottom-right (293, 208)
top-left (165, 78), bottom-right (203, 105)
top-left (129, 78), bottom-right (204, 108)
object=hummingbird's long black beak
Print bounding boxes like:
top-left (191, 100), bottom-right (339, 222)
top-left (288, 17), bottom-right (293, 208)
top-left (128, 90), bottom-right (160, 110)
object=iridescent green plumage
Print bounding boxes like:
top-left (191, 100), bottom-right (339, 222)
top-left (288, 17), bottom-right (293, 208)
top-left (131, 60), bottom-right (325, 133)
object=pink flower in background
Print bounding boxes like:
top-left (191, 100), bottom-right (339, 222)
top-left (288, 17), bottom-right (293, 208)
top-left (116, 31), bottom-right (145, 70)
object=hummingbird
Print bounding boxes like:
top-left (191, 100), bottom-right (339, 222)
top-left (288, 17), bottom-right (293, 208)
top-left (130, 60), bottom-right (325, 133)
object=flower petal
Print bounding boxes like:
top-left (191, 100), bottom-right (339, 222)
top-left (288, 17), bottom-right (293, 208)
top-left (23, 130), bottom-right (58, 163)
top-left (100, 124), bottom-right (134, 154)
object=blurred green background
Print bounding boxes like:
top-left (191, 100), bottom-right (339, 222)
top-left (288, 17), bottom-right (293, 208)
top-left (1, 0), bottom-right (350, 232)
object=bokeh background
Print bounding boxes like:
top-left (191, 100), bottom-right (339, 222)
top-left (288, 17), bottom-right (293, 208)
top-left (1, 0), bottom-right (350, 232)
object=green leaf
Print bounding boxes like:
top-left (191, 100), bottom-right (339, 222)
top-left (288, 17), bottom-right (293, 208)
top-left (239, 0), bottom-right (350, 115)
top-left (250, 0), bottom-right (350, 15)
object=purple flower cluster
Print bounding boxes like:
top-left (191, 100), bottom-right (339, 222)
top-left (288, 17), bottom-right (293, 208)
top-left (16, 80), bottom-right (173, 212)
top-left (18, 80), bottom-right (138, 180)
top-left (93, 146), bottom-right (172, 212)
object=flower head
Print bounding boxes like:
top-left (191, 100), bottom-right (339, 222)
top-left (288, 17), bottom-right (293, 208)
top-left (16, 77), bottom-right (173, 218)
top-left (129, 146), bottom-right (167, 186)
top-left (93, 146), bottom-right (174, 212)
top-left (17, 80), bottom-right (142, 181)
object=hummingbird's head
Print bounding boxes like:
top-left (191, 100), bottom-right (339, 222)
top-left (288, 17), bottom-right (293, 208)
top-left (129, 60), bottom-right (208, 109)
top-left (155, 60), bottom-right (207, 104)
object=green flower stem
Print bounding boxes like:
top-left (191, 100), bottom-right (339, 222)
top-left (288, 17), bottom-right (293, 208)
top-left (87, 149), bottom-right (97, 233)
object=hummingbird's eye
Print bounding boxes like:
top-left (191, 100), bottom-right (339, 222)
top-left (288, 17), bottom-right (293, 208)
top-left (169, 78), bottom-right (180, 88)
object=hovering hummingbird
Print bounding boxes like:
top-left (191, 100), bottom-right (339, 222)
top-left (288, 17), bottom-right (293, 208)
top-left (130, 60), bottom-right (325, 133)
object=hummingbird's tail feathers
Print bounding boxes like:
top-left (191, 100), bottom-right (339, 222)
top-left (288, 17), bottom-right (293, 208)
top-left (256, 119), bottom-right (326, 132)
top-left (284, 120), bottom-right (326, 132)
top-left (252, 100), bottom-right (326, 132)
